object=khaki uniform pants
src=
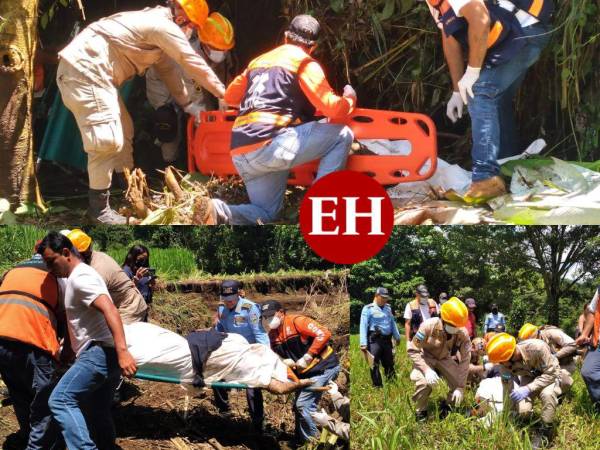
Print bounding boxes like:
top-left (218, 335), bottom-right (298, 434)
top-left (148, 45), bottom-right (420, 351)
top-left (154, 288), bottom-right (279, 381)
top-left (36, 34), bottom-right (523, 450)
top-left (410, 356), bottom-right (463, 412)
top-left (510, 376), bottom-right (561, 424)
top-left (56, 59), bottom-right (133, 190)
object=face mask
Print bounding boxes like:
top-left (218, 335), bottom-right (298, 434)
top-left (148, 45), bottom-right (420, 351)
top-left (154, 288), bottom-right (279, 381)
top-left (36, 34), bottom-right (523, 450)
top-left (444, 324), bottom-right (459, 334)
top-left (268, 316), bottom-right (281, 330)
top-left (208, 49), bottom-right (226, 63)
top-left (419, 295), bottom-right (428, 305)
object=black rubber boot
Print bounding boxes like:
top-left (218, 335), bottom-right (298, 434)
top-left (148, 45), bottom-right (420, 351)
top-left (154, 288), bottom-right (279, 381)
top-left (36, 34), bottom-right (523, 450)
top-left (531, 424), bottom-right (554, 450)
top-left (439, 400), bottom-right (451, 419)
top-left (87, 189), bottom-right (126, 224)
top-left (415, 410), bottom-right (428, 422)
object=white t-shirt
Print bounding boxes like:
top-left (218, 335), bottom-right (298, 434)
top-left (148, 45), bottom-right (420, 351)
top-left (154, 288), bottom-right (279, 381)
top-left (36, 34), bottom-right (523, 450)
top-left (404, 301), bottom-right (439, 321)
top-left (64, 262), bottom-right (114, 356)
top-left (427, 0), bottom-right (538, 31)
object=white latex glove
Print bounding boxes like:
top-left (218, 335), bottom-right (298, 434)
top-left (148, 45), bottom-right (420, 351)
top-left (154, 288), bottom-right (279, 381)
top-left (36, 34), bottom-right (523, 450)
top-left (282, 358), bottom-right (296, 368)
top-left (310, 408), bottom-right (332, 427)
top-left (424, 369), bottom-right (440, 386)
top-left (327, 381), bottom-right (339, 396)
top-left (482, 355), bottom-right (489, 364)
top-left (218, 98), bottom-right (228, 112)
top-left (457, 66), bottom-right (481, 104)
top-left (295, 353), bottom-right (314, 369)
top-left (343, 84), bottom-right (357, 103)
top-left (451, 388), bottom-right (463, 405)
top-left (183, 102), bottom-right (205, 123)
top-left (446, 91), bottom-right (464, 123)
top-left (484, 362), bottom-right (494, 372)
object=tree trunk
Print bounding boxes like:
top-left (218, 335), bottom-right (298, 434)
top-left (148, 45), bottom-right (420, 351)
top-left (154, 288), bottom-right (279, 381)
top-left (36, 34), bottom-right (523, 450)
top-left (0, 0), bottom-right (42, 207)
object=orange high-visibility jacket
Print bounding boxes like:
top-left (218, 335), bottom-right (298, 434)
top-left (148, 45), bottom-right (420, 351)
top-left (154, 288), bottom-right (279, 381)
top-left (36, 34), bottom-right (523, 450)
top-left (224, 44), bottom-right (355, 155)
top-left (268, 314), bottom-right (338, 378)
top-left (0, 265), bottom-right (61, 358)
top-left (594, 302), bottom-right (600, 348)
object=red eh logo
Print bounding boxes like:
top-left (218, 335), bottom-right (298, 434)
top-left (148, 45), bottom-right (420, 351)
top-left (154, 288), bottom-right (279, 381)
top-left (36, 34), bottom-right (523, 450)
top-left (299, 171), bottom-right (394, 264)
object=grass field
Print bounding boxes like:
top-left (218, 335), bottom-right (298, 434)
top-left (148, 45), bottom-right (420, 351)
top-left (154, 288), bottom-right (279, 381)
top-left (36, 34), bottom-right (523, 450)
top-left (350, 335), bottom-right (600, 450)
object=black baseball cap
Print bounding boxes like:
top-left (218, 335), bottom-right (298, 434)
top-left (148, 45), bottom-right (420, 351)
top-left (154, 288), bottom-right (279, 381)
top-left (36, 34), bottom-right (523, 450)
top-left (261, 300), bottom-right (283, 318)
top-left (220, 280), bottom-right (240, 301)
top-left (375, 287), bottom-right (390, 298)
top-left (287, 15), bottom-right (320, 46)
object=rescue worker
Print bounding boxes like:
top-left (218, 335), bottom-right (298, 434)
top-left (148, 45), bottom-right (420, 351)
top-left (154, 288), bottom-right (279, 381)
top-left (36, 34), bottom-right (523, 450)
top-left (465, 297), bottom-right (477, 339)
top-left (468, 337), bottom-right (497, 383)
top-left (487, 333), bottom-right (561, 448)
top-left (194, 14), bottom-right (357, 224)
top-left (65, 229), bottom-right (148, 324)
top-left (519, 323), bottom-right (577, 392)
top-left (0, 253), bottom-right (64, 449)
top-left (403, 284), bottom-right (439, 341)
top-left (37, 232), bottom-right (137, 450)
top-left (425, 0), bottom-right (552, 202)
top-left (575, 287), bottom-right (600, 414)
top-left (56, 0), bottom-right (226, 224)
top-left (359, 287), bottom-right (401, 387)
top-left (483, 303), bottom-right (506, 333)
top-left (213, 280), bottom-right (269, 432)
top-left (260, 300), bottom-right (340, 444)
top-left (407, 297), bottom-right (471, 421)
top-left (146, 12), bottom-right (235, 163)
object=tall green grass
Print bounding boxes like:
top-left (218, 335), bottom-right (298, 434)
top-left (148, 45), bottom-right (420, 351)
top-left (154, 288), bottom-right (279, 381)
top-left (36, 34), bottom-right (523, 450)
top-left (350, 335), bottom-right (600, 450)
top-left (0, 225), bottom-right (48, 273)
top-left (106, 246), bottom-right (198, 280)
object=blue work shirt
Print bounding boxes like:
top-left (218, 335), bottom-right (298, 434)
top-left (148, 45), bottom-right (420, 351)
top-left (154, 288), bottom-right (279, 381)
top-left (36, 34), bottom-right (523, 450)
top-left (483, 312), bottom-right (506, 333)
top-left (215, 297), bottom-right (270, 346)
top-left (359, 301), bottom-right (401, 346)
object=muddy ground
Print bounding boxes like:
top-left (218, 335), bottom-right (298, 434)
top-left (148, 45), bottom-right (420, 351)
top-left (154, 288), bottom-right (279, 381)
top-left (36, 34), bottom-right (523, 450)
top-left (0, 282), bottom-right (349, 450)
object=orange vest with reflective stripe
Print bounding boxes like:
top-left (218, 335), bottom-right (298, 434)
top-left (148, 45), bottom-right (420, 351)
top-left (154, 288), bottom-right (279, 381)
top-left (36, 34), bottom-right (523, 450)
top-left (231, 44), bottom-right (316, 152)
top-left (594, 302), bottom-right (600, 348)
top-left (0, 266), bottom-right (60, 358)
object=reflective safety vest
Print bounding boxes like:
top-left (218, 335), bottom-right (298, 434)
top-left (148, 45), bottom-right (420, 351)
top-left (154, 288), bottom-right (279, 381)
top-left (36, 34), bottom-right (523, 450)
top-left (0, 266), bottom-right (60, 358)
top-left (409, 298), bottom-right (439, 339)
top-left (594, 288), bottom-right (600, 348)
top-left (427, 0), bottom-right (527, 66)
top-left (230, 44), bottom-right (316, 154)
top-left (510, 0), bottom-right (554, 24)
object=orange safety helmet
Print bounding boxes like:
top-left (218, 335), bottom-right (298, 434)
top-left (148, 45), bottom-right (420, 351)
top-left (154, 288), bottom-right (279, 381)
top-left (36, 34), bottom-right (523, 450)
top-left (486, 332), bottom-right (516, 363)
top-left (176, 0), bottom-right (209, 28)
top-left (440, 296), bottom-right (468, 328)
top-left (67, 229), bottom-right (92, 253)
top-left (199, 12), bottom-right (235, 50)
top-left (518, 323), bottom-right (539, 341)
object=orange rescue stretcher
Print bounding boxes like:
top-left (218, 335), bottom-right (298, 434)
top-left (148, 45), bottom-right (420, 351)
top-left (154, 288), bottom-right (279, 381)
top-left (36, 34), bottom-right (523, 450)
top-left (187, 108), bottom-right (437, 186)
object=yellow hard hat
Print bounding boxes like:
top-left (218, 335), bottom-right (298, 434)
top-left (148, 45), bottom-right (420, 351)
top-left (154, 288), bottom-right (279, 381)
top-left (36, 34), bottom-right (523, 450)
top-left (176, 0), bottom-right (209, 28)
top-left (199, 12), bottom-right (235, 50)
top-left (486, 332), bottom-right (516, 363)
top-left (440, 297), bottom-right (468, 328)
top-left (518, 323), bottom-right (539, 341)
top-left (67, 228), bottom-right (92, 252)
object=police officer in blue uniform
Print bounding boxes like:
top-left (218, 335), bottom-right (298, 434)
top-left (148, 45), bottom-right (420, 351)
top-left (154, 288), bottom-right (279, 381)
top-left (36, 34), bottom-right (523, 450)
top-left (359, 287), bottom-right (401, 387)
top-left (213, 280), bottom-right (269, 431)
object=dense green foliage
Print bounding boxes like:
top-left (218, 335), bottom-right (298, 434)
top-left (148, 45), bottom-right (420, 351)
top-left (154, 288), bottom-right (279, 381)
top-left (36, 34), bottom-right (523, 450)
top-left (350, 335), bottom-right (600, 450)
top-left (0, 225), bottom-right (337, 276)
top-left (283, 0), bottom-right (600, 163)
top-left (349, 226), bottom-right (600, 335)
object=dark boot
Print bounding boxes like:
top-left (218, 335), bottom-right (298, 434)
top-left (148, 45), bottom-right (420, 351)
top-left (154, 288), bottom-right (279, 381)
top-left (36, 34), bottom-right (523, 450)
top-left (531, 424), bottom-right (553, 450)
top-left (87, 189), bottom-right (126, 224)
top-left (439, 400), bottom-right (451, 419)
top-left (415, 410), bottom-right (428, 422)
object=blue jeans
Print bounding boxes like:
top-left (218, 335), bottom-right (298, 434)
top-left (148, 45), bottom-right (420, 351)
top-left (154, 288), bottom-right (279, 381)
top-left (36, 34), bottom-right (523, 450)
top-left (49, 344), bottom-right (120, 450)
top-left (294, 364), bottom-right (340, 442)
top-left (581, 346), bottom-right (600, 404)
top-left (0, 339), bottom-right (61, 450)
top-left (469, 23), bottom-right (551, 181)
top-left (213, 122), bottom-right (353, 224)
